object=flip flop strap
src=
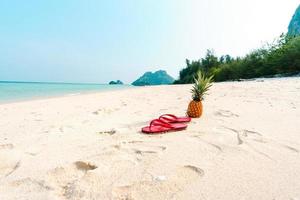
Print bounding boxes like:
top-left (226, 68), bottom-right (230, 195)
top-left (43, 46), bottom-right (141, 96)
top-left (159, 114), bottom-right (177, 122)
top-left (149, 119), bottom-right (173, 130)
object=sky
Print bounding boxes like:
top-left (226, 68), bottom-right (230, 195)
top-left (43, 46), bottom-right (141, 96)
top-left (0, 0), bottom-right (299, 84)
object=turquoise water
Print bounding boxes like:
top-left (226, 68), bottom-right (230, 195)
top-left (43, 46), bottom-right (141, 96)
top-left (0, 81), bottom-right (131, 103)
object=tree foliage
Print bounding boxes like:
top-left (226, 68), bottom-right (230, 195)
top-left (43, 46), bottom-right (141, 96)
top-left (174, 34), bottom-right (300, 84)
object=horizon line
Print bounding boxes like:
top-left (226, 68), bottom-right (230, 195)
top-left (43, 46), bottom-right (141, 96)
top-left (0, 80), bottom-right (131, 85)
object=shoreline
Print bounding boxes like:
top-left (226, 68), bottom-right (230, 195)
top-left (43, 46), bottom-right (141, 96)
top-left (1, 76), bottom-right (299, 105)
top-left (0, 85), bottom-right (134, 105)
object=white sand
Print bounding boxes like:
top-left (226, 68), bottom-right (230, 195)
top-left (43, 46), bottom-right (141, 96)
top-left (0, 77), bottom-right (300, 200)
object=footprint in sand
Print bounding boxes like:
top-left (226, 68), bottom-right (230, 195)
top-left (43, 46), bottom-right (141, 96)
top-left (98, 141), bottom-right (167, 165)
top-left (131, 145), bottom-right (166, 155)
top-left (0, 178), bottom-right (54, 199)
top-left (215, 127), bottom-right (299, 158)
top-left (216, 127), bottom-right (273, 154)
top-left (47, 159), bottom-right (144, 199)
top-left (46, 161), bottom-right (99, 198)
top-left (191, 135), bottom-right (223, 152)
top-left (213, 126), bottom-right (244, 145)
top-left (207, 126), bottom-right (268, 159)
top-left (9, 178), bottom-right (52, 190)
top-left (112, 165), bottom-right (204, 200)
top-left (0, 145), bottom-right (21, 178)
top-left (121, 142), bottom-right (167, 161)
top-left (241, 129), bottom-right (299, 153)
top-left (214, 109), bottom-right (239, 118)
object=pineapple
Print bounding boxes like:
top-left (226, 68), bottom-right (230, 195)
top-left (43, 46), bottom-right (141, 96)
top-left (187, 71), bottom-right (213, 118)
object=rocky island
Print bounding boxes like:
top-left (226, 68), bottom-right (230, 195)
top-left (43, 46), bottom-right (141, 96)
top-left (109, 80), bottom-right (123, 85)
top-left (132, 70), bottom-right (174, 86)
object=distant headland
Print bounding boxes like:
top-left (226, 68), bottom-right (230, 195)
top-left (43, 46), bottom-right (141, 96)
top-left (132, 70), bottom-right (174, 86)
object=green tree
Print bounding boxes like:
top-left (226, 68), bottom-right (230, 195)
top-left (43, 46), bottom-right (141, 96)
top-left (174, 34), bottom-right (300, 84)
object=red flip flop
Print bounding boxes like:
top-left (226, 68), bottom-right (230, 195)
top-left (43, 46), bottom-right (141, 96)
top-left (159, 114), bottom-right (191, 123)
top-left (142, 119), bottom-right (187, 134)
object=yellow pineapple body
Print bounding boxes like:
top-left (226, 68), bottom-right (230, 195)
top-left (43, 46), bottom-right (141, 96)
top-left (187, 100), bottom-right (203, 118)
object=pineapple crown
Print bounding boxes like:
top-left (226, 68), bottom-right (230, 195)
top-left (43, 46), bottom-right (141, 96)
top-left (191, 71), bottom-right (213, 101)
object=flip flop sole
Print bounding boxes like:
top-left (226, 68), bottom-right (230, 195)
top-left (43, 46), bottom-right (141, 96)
top-left (141, 123), bottom-right (187, 134)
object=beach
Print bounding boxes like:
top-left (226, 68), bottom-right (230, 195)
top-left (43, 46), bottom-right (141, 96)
top-left (0, 77), bottom-right (300, 200)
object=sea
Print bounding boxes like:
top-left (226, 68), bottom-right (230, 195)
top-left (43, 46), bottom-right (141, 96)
top-left (0, 81), bottom-right (131, 103)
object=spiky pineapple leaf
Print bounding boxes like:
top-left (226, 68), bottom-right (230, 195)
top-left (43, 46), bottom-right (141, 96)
top-left (191, 71), bottom-right (213, 101)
